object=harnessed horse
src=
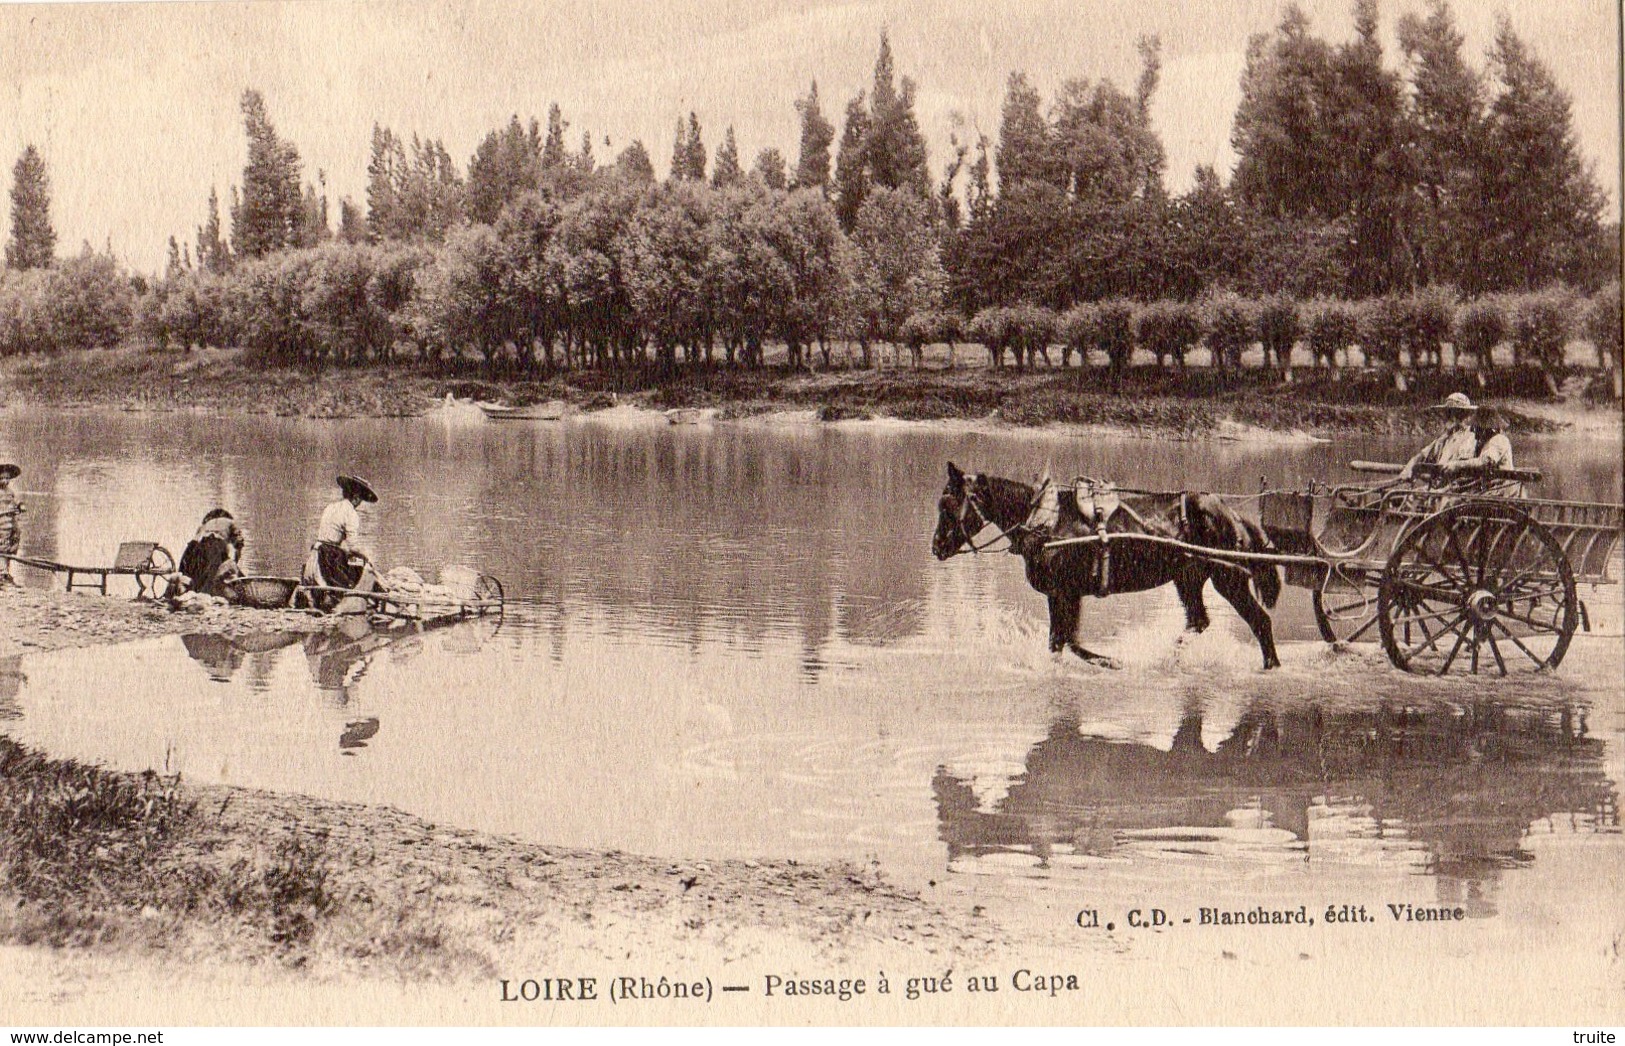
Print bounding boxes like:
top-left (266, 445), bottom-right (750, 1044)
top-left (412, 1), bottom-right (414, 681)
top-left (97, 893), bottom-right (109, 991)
top-left (932, 462), bottom-right (1282, 670)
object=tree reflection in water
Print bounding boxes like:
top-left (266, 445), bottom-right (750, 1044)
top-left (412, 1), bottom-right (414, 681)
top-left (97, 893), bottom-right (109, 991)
top-left (933, 698), bottom-right (1616, 916)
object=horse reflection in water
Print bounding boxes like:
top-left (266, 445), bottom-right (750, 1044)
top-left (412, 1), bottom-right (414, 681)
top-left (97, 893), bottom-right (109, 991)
top-left (933, 699), bottom-right (1615, 916)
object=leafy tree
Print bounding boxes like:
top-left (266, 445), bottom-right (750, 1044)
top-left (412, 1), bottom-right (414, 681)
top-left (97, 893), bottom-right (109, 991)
top-left (544, 181), bottom-right (643, 367)
top-left (793, 82), bottom-right (834, 191)
top-left (1305, 298), bottom-right (1359, 367)
top-left (576, 132), bottom-right (595, 175)
top-left (735, 188), bottom-right (855, 367)
top-left (613, 140), bottom-right (657, 184)
top-left (297, 243), bottom-right (392, 366)
top-left (1256, 295), bottom-right (1301, 368)
top-left (849, 187), bottom-right (944, 365)
top-left (295, 174), bottom-right (329, 248)
top-left (1202, 291), bottom-right (1256, 369)
top-left (1452, 297), bottom-right (1505, 371)
top-left (374, 135), bottom-right (466, 243)
top-left (749, 188), bottom-right (855, 368)
top-left (1231, 6), bottom-right (1336, 220)
top-left (712, 127), bottom-right (743, 187)
top-left (1397, 0), bottom-right (1487, 289)
top-left (1583, 282), bottom-right (1621, 371)
top-left (622, 183), bottom-right (717, 363)
top-left (995, 72), bottom-right (1056, 192)
top-left (47, 247), bottom-right (134, 351)
top-left (0, 269), bottom-right (55, 354)
top-left (1050, 41), bottom-right (1165, 204)
top-left (411, 224), bottom-right (522, 371)
top-left (468, 115), bottom-right (541, 225)
top-left (336, 198), bottom-right (367, 243)
top-left (752, 148), bottom-right (788, 190)
top-left (1231, 3), bottom-right (1411, 295)
top-left (232, 89), bottom-right (304, 258)
top-left (6, 145), bottom-right (55, 270)
top-left (1479, 18), bottom-right (1608, 290)
top-left (494, 190), bottom-right (565, 368)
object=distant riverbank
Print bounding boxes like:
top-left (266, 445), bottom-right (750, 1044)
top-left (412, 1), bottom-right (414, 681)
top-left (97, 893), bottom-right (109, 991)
top-left (1, 345), bottom-right (1618, 439)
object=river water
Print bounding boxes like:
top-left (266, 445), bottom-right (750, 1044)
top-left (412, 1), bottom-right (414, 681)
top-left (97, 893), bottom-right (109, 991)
top-left (0, 406), bottom-right (1620, 934)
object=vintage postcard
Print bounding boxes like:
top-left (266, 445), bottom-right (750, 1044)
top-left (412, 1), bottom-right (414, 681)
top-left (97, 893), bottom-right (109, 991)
top-left (0, 0), bottom-right (1619, 1030)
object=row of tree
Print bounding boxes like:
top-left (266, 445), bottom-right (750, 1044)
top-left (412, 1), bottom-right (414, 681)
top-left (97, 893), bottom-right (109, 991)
top-left (0, 1), bottom-right (1616, 365)
top-left (952, 284), bottom-right (1621, 372)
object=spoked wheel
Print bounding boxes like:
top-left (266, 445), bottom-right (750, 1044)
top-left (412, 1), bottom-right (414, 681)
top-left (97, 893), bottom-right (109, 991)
top-left (1313, 563), bottom-right (1381, 644)
top-left (138, 546), bottom-right (177, 600)
top-left (1377, 502), bottom-right (1578, 675)
top-left (474, 574), bottom-right (505, 615)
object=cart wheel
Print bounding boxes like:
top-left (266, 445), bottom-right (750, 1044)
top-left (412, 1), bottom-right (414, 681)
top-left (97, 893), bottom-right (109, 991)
top-left (1313, 564), bottom-right (1381, 644)
top-left (1377, 501), bottom-right (1578, 675)
top-left (474, 575), bottom-right (504, 614)
top-left (139, 546), bottom-right (177, 600)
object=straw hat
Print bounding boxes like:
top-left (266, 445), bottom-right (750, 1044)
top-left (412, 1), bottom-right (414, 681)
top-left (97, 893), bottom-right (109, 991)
top-left (1426, 392), bottom-right (1479, 413)
top-left (335, 475), bottom-right (378, 503)
top-left (0, 464), bottom-right (19, 481)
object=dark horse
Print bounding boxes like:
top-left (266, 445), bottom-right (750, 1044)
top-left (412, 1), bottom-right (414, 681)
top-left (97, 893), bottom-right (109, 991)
top-left (932, 462), bottom-right (1282, 670)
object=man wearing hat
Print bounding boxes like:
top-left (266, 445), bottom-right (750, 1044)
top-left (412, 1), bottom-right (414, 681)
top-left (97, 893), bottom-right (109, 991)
top-left (0, 463), bottom-right (23, 585)
top-left (301, 475), bottom-right (380, 610)
top-left (1399, 393), bottom-right (1520, 495)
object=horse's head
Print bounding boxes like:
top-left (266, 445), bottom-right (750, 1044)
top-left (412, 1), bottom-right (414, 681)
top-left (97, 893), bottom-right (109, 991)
top-left (932, 462), bottom-right (990, 560)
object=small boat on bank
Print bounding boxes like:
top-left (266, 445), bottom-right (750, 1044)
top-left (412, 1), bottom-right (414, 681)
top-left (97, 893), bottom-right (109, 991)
top-left (477, 401), bottom-right (567, 421)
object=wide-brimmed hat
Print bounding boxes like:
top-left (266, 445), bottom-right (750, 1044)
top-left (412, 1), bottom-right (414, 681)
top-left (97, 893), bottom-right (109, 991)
top-left (0, 463), bottom-right (19, 481)
top-left (1426, 392), bottom-right (1479, 412)
top-left (336, 475), bottom-right (378, 503)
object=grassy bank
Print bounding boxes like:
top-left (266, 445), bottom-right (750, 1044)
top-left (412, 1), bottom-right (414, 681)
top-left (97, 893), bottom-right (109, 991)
top-left (1, 345), bottom-right (1615, 436)
top-left (0, 730), bottom-right (991, 980)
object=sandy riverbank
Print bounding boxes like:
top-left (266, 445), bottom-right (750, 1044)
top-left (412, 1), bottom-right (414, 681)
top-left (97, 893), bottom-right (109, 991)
top-left (2, 344), bottom-right (1618, 438)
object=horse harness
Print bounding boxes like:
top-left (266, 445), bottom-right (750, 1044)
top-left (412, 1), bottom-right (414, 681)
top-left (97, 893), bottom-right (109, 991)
top-left (1023, 480), bottom-right (1156, 598)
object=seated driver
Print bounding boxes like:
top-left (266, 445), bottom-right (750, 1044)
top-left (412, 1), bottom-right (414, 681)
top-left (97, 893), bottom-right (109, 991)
top-left (1399, 393), bottom-right (1520, 496)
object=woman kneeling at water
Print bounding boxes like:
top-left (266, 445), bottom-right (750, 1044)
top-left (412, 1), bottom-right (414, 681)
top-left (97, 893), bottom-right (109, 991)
top-left (177, 508), bottom-right (246, 598)
top-left (302, 475), bottom-right (380, 611)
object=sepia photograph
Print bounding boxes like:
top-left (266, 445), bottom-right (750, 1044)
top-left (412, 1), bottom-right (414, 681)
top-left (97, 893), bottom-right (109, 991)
top-left (0, 0), bottom-right (1619, 1029)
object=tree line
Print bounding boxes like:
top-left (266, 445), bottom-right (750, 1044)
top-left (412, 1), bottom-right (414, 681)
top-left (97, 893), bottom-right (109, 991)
top-left (0, 2), bottom-right (1617, 373)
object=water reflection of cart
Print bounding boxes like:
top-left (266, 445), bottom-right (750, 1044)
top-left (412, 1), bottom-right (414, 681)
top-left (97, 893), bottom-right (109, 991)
top-left (934, 701), bottom-right (1617, 912)
top-left (1258, 462), bottom-right (1623, 675)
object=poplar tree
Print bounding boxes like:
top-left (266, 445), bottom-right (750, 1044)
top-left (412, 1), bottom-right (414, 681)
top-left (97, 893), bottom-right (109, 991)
top-left (752, 148), bottom-right (788, 190)
top-left (1479, 17), bottom-right (1607, 289)
top-left (995, 72), bottom-right (1054, 192)
top-left (832, 93), bottom-right (869, 230)
top-left (232, 89), bottom-right (304, 258)
top-left (861, 32), bottom-right (930, 197)
top-left (1397, 0), bottom-right (1487, 288)
top-left (6, 145), bottom-right (55, 270)
top-left (712, 127), bottom-right (743, 187)
top-left (196, 186), bottom-right (230, 272)
top-left (793, 81), bottom-right (834, 191)
top-left (541, 104), bottom-right (570, 170)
